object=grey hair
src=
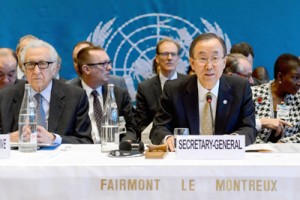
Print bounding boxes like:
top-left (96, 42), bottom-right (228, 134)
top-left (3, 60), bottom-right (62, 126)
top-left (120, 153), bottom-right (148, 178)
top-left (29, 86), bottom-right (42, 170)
top-left (20, 40), bottom-right (58, 71)
top-left (16, 34), bottom-right (39, 54)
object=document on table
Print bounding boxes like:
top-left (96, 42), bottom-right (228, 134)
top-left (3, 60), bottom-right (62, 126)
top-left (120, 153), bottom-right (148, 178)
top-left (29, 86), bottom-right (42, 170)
top-left (246, 143), bottom-right (300, 153)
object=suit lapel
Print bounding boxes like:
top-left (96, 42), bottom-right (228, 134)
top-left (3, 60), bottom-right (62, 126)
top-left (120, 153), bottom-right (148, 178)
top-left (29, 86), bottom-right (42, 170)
top-left (48, 80), bottom-right (65, 132)
top-left (74, 78), bottom-right (83, 88)
top-left (12, 84), bottom-right (25, 130)
top-left (182, 76), bottom-right (199, 135)
top-left (215, 77), bottom-right (234, 134)
top-left (177, 73), bottom-right (186, 79)
top-left (154, 76), bottom-right (162, 105)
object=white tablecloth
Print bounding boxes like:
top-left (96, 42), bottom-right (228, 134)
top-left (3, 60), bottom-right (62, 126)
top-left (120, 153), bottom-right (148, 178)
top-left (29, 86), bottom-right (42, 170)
top-left (1, 144), bottom-right (300, 200)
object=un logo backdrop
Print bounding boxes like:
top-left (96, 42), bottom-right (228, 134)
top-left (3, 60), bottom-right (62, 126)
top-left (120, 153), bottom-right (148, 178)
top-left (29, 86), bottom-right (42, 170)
top-left (87, 13), bottom-right (231, 101)
top-left (2, 0), bottom-right (300, 98)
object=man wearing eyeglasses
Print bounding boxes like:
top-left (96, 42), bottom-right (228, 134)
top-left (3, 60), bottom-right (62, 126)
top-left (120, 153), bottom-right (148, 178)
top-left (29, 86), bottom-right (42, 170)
top-left (135, 38), bottom-right (187, 141)
top-left (67, 41), bottom-right (128, 90)
top-left (0, 40), bottom-right (93, 144)
top-left (230, 42), bottom-right (261, 86)
top-left (150, 33), bottom-right (257, 151)
top-left (71, 46), bottom-right (137, 143)
top-left (223, 53), bottom-right (255, 84)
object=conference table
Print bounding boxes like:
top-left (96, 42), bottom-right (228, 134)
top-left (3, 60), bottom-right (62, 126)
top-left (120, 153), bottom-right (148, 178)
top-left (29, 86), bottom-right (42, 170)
top-left (0, 144), bottom-right (300, 200)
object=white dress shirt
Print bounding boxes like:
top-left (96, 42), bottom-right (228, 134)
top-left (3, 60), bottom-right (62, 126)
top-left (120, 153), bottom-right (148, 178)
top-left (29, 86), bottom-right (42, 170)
top-left (81, 80), bottom-right (103, 144)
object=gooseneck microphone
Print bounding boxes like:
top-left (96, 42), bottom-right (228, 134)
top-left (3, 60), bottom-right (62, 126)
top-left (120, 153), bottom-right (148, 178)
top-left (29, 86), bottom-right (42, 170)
top-left (206, 93), bottom-right (215, 134)
top-left (109, 141), bottom-right (145, 157)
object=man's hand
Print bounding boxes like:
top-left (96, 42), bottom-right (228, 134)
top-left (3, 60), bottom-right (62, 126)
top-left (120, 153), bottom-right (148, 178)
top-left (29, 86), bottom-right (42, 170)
top-left (165, 136), bottom-right (175, 152)
top-left (37, 126), bottom-right (55, 144)
top-left (9, 131), bottom-right (19, 142)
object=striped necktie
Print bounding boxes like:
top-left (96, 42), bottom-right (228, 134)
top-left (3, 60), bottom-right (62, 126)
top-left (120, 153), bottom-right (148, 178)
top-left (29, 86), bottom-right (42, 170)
top-left (91, 90), bottom-right (103, 133)
top-left (34, 93), bottom-right (47, 129)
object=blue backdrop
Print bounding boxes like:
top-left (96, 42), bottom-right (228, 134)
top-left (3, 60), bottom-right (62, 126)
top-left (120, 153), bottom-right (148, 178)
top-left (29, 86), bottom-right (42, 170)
top-left (1, 0), bottom-right (300, 99)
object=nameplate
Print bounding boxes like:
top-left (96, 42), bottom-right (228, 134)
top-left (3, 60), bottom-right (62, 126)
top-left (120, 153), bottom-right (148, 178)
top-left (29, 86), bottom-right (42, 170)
top-left (176, 135), bottom-right (245, 160)
top-left (0, 134), bottom-right (10, 159)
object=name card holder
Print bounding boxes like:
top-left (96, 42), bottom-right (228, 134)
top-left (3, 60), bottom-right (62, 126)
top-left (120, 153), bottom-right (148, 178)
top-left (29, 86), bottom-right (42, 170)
top-left (0, 134), bottom-right (10, 159)
top-left (176, 135), bottom-right (245, 160)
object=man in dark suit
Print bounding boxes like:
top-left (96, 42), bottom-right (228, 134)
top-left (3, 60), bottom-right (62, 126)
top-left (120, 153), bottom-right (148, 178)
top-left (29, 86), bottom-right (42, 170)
top-left (66, 41), bottom-right (128, 90)
top-left (136, 38), bottom-right (187, 140)
top-left (0, 40), bottom-right (93, 144)
top-left (150, 33), bottom-right (257, 151)
top-left (70, 46), bottom-right (137, 143)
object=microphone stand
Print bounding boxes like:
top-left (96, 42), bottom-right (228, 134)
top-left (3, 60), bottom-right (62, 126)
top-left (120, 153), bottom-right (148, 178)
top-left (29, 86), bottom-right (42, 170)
top-left (208, 101), bottom-right (215, 134)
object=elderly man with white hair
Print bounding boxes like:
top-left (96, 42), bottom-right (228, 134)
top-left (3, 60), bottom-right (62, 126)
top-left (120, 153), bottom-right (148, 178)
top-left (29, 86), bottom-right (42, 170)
top-left (0, 39), bottom-right (93, 144)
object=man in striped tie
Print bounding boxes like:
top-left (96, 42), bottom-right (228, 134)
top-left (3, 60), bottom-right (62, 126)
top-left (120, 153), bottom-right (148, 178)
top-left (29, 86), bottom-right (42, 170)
top-left (70, 46), bottom-right (137, 143)
top-left (0, 40), bottom-right (93, 144)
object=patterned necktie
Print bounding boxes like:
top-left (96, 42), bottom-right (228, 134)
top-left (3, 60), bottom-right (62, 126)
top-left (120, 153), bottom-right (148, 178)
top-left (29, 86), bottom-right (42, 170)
top-left (201, 92), bottom-right (213, 135)
top-left (34, 93), bottom-right (47, 129)
top-left (91, 90), bottom-right (103, 132)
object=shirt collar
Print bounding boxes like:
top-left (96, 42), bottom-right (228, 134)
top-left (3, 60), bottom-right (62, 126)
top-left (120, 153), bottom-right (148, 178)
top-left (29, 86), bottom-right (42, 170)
top-left (81, 80), bottom-right (102, 96)
top-left (197, 79), bottom-right (220, 101)
top-left (159, 72), bottom-right (178, 82)
top-left (31, 80), bottom-right (53, 103)
top-left (159, 72), bottom-right (178, 89)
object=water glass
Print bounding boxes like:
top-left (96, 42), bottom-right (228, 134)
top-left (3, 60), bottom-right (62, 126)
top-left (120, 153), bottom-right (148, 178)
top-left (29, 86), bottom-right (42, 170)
top-left (173, 128), bottom-right (189, 148)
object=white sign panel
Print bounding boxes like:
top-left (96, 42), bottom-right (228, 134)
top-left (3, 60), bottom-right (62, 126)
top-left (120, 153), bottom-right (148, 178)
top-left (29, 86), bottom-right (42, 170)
top-left (0, 134), bottom-right (10, 159)
top-left (176, 135), bottom-right (245, 160)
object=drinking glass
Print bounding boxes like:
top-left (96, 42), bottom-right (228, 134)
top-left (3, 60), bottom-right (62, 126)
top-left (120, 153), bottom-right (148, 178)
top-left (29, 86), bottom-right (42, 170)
top-left (173, 128), bottom-right (189, 148)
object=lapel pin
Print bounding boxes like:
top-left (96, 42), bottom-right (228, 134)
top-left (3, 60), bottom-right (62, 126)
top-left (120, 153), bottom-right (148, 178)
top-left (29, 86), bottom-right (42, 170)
top-left (223, 100), bottom-right (227, 104)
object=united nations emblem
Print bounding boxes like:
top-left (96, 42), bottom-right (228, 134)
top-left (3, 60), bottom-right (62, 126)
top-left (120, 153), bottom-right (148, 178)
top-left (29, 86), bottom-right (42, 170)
top-left (87, 13), bottom-right (231, 101)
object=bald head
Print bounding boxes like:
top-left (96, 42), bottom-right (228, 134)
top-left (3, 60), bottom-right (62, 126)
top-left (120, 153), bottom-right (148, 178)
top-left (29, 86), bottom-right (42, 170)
top-left (0, 48), bottom-right (18, 89)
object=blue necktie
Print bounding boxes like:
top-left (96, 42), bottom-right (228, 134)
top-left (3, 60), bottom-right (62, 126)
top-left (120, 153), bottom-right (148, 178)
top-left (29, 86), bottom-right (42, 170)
top-left (34, 93), bottom-right (47, 129)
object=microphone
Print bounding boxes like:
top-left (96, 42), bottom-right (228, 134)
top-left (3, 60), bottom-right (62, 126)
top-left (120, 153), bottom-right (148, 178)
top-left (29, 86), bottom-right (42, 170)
top-left (206, 93), bottom-right (215, 134)
top-left (109, 141), bottom-right (145, 157)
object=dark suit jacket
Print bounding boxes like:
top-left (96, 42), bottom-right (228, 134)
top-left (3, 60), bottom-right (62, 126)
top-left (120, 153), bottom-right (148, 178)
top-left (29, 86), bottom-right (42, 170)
top-left (150, 75), bottom-right (257, 146)
top-left (108, 75), bottom-right (127, 90)
top-left (0, 79), bottom-right (93, 144)
top-left (71, 79), bottom-right (137, 142)
top-left (136, 73), bottom-right (187, 137)
top-left (14, 79), bottom-right (26, 85)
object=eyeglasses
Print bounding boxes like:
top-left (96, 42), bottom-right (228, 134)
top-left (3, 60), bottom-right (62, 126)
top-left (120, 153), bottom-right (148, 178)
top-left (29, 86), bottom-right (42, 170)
top-left (23, 61), bottom-right (54, 70)
top-left (158, 52), bottom-right (179, 58)
top-left (86, 60), bottom-right (112, 69)
top-left (192, 56), bottom-right (225, 65)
